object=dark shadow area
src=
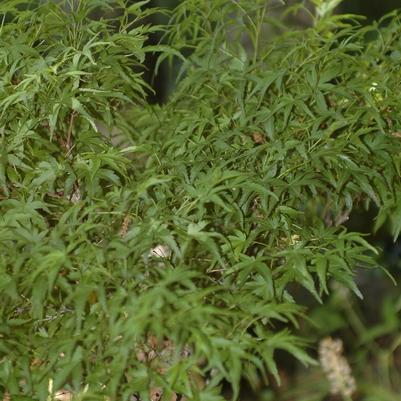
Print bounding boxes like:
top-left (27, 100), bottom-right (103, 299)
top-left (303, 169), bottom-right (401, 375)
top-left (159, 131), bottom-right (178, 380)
top-left (341, 0), bottom-right (400, 21)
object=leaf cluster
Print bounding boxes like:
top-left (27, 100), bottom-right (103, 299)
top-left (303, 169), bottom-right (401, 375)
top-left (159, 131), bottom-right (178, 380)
top-left (1, 1), bottom-right (401, 400)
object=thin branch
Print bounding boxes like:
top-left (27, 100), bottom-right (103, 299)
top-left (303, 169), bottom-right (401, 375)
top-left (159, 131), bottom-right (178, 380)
top-left (66, 111), bottom-right (77, 152)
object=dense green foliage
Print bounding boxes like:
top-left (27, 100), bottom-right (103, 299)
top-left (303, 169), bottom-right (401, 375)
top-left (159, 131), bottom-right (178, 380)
top-left (0, 1), bottom-right (401, 400)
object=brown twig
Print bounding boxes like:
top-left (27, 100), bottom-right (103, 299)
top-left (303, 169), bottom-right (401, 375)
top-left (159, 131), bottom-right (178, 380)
top-left (119, 214), bottom-right (131, 238)
top-left (66, 111), bottom-right (77, 151)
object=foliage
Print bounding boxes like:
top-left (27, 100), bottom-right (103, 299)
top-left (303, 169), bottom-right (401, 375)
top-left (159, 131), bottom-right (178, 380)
top-left (0, 0), bottom-right (401, 400)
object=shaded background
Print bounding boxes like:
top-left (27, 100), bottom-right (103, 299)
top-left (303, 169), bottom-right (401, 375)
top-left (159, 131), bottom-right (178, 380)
top-left (341, 0), bottom-right (400, 21)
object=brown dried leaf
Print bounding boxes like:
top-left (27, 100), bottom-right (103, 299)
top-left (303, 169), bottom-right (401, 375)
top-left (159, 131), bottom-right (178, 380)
top-left (252, 132), bottom-right (266, 144)
top-left (30, 358), bottom-right (44, 367)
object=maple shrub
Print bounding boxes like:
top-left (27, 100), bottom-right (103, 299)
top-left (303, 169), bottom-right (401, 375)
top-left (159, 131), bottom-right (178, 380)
top-left (1, 0), bottom-right (401, 400)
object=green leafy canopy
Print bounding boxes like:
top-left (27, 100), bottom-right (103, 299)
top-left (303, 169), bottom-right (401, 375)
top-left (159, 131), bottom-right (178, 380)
top-left (0, 0), bottom-right (401, 399)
